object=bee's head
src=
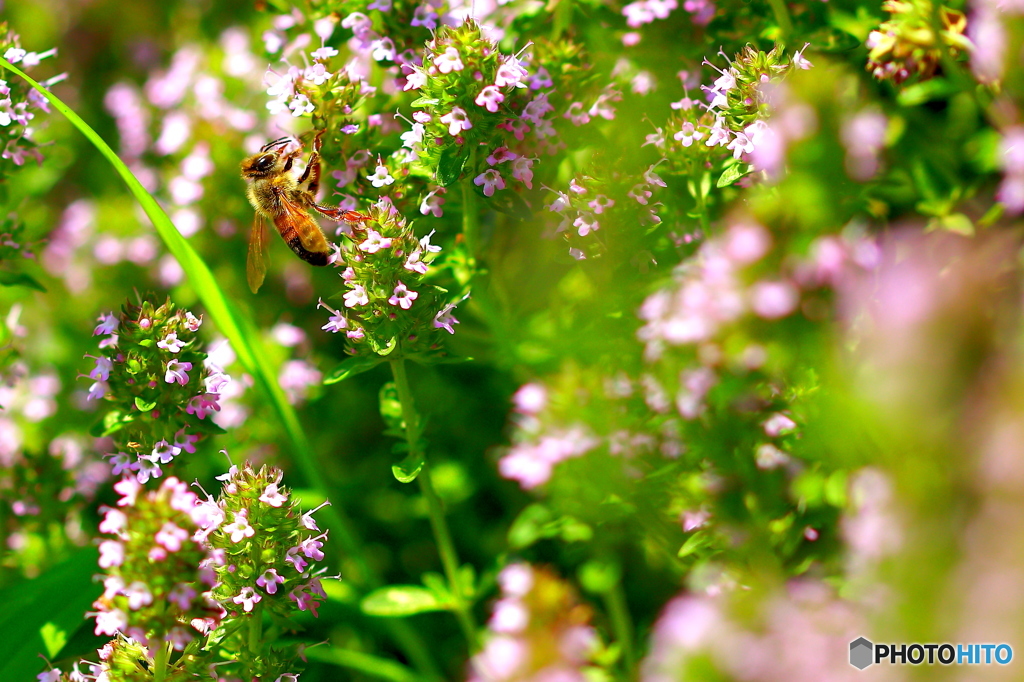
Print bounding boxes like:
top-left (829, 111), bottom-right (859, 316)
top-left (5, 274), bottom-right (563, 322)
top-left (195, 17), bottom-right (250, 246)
top-left (241, 151), bottom-right (280, 179)
top-left (240, 137), bottom-right (299, 179)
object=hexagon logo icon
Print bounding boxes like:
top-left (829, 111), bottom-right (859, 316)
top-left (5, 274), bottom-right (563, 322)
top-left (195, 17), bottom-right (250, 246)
top-left (850, 637), bottom-right (874, 670)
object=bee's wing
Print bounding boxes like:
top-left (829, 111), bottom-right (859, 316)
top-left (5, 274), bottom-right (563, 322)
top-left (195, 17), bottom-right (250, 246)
top-left (247, 214), bottom-right (269, 294)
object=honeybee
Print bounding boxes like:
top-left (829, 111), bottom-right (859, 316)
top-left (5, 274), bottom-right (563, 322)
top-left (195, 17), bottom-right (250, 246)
top-left (241, 130), bottom-right (371, 293)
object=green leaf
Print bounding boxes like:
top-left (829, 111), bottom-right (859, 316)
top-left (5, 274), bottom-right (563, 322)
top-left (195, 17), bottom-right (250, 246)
top-left (379, 382), bottom-right (404, 430)
top-left (368, 334), bottom-right (398, 357)
top-left (392, 449), bottom-right (425, 483)
top-left (0, 547), bottom-right (99, 681)
top-left (304, 645), bottom-right (427, 682)
top-left (927, 212), bottom-right (974, 236)
top-left (134, 396), bottom-right (158, 412)
top-left (361, 585), bottom-right (451, 617)
top-left (39, 622), bottom-right (67, 658)
top-left (678, 531), bottom-right (712, 558)
top-left (717, 162), bottom-right (749, 188)
top-left (897, 78), bottom-right (959, 107)
top-left (436, 144), bottom-right (470, 187)
top-left (324, 354), bottom-right (386, 384)
top-left (0, 271), bottom-right (46, 291)
top-left (409, 96), bottom-right (440, 108)
top-left (578, 560), bottom-right (621, 594)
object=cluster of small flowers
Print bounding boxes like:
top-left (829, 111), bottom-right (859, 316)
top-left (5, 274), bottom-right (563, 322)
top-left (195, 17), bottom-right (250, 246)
top-left (319, 202), bottom-right (463, 353)
top-left (334, 0), bottom-right (454, 78)
top-left (79, 461), bottom-right (323, 681)
top-left (0, 22), bottom-right (65, 168)
top-left (85, 297), bottom-right (224, 483)
top-left (90, 476), bottom-right (222, 650)
top-left (622, 0), bottom-right (715, 32)
top-left (199, 461), bottom-right (333, 624)
top-left (2, 433), bottom-right (109, 576)
top-left (41, 634), bottom-right (301, 682)
top-left (498, 383), bottom-right (600, 489)
top-left (866, 0), bottom-right (971, 85)
top-left (263, 38), bottom-right (375, 127)
top-left (404, 19), bottom-right (538, 187)
top-left (640, 581), bottom-right (868, 682)
top-left (469, 563), bottom-right (600, 682)
top-left (636, 222), bottom-right (881, 440)
top-left (542, 165), bottom-right (664, 259)
top-left (648, 46), bottom-right (812, 182)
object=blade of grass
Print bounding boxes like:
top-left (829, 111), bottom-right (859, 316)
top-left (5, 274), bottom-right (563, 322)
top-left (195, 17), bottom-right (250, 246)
top-left (1, 58), bottom-right (440, 679)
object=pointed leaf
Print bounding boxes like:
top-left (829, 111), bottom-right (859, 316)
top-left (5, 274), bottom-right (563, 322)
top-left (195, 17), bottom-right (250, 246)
top-left (717, 162), bottom-right (749, 188)
top-left (0, 271), bottom-right (45, 291)
top-left (361, 585), bottom-right (451, 617)
top-left (436, 144), bottom-right (470, 187)
top-left (134, 396), bottom-right (157, 412)
top-left (0, 547), bottom-right (99, 681)
top-left (392, 449), bottom-right (425, 483)
top-left (324, 354), bottom-right (386, 385)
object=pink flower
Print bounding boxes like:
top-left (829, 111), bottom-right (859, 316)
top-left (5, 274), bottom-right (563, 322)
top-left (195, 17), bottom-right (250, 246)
top-left (93, 313), bottom-right (119, 336)
top-left (487, 146), bottom-right (518, 165)
top-left (474, 169), bottom-right (506, 197)
top-left (186, 393), bottom-right (220, 419)
top-left (359, 228), bottom-right (393, 253)
top-left (233, 586), bottom-right (262, 612)
top-left (388, 281), bottom-right (419, 310)
top-left (674, 121), bottom-right (704, 147)
top-left (435, 47), bottom-right (464, 73)
top-left (573, 213), bottom-right (599, 236)
top-left (511, 157), bottom-right (535, 189)
top-left (223, 510), bottom-right (255, 543)
top-left (588, 195), bottom-right (615, 214)
top-left (93, 607), bottom-right (127, 636)
top-left (475, 85), bottom-right (505, 113)
top-left (257, 568), bottom-right (285, 595)
top-left (260, 482), bottom-right (288, 507)
top-left (125, 581), bottom-right (153, 610)
top-left (750, 280), bottom-right (799, 319)
top-left (344, 284), bottom-right (369, 308)
top-left (420, 189), bottom-right (445, 217)
top-left (440, 106), bottom-right (472, 136)
top-left (98, 539), bottom-right (124, 568)
top-left (156, 522), bottom-right (189, 552)
top-left (300, 535), bottom-right (326, 560)
top-left (434, 301), bottom-right (460, 334)
top-left (164, 359), bottom-right (192, 385)
top-left (289, 584), bottom-right (323, 616)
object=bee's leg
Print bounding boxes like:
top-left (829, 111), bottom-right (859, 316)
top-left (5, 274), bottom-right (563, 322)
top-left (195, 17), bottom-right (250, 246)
top-left (312, 204), bottom-right (345, 220)
top-left (298, 151), bottom-right (322, 195)
top-left (298, 130), bottom-right (327, 194)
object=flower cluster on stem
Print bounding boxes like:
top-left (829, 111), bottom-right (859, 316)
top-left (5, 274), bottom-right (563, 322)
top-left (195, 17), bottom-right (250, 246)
top-left (85, 296), bottom-right (223, 483)
top-left (470, 563), bottom-right (601, 682)
top-left (321, 201), bottom-right (463, 356)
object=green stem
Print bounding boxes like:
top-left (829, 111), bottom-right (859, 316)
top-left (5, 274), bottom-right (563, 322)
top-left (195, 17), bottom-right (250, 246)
top-left (766, 0), bottom-right (793, 39)
top-left (389, 356), bottom-right (479, 650)
top-left (605, 581), bottom-right (636, 678)
top-left (152, 641), bottom-right (170, 682)
top-left (248, 608), bottom-right (264, 657)
top-left (461, 155), bottom-right (481, 263)
top-left (695, 185), bottom-right (711, 235)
